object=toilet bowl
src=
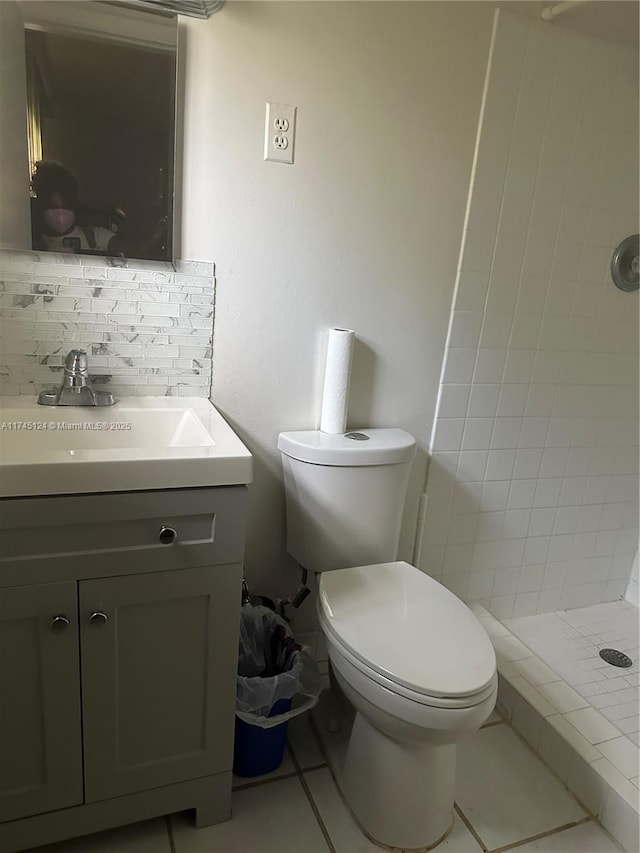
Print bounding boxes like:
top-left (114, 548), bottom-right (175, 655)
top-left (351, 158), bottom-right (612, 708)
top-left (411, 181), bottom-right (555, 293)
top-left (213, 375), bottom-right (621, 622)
top-left (278, 429), bottom-right (497, 850)
top-left (317, 560), bottom-right (496, 850)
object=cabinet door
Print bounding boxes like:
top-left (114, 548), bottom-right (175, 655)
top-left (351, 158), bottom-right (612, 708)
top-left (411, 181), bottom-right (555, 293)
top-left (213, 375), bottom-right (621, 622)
top-left (80, 565), bottom-right (242, 802)
top-left (0, 582), bottom-right (83, 822)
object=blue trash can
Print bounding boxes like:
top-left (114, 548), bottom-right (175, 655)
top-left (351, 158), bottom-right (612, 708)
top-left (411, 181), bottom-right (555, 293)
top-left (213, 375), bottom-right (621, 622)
top-left (234, 604), bottom-right (321, 777)
top-left (233, 697), bottom-right (293, 777)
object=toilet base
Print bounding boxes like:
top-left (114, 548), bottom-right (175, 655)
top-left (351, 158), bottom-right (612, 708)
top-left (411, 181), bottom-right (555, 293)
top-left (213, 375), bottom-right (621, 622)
top-left (341, 711), bottom-right (456, 851)
top-left (312, 688), bottom-right (457, 851)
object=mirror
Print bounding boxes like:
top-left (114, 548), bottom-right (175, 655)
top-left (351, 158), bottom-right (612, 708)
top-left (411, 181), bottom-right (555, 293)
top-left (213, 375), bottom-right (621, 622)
top-left (7, 1), bottom-right (178, 261)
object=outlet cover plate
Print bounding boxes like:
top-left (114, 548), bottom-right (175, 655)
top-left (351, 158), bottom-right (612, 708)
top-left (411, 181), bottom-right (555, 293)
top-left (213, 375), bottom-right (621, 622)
top-left (264, 102), bottom-right (297, 164)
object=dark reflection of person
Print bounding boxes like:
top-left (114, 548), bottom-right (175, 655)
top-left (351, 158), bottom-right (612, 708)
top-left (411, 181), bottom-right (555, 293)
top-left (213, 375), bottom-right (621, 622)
top-left (31, 161), bottom-right (125, 256)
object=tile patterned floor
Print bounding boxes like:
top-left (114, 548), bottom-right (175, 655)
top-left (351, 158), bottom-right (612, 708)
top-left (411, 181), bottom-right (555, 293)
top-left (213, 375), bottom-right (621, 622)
top-left (504, 601), bottom-right (639, 745)
top-left (32, 710), bottom-right (623, 853)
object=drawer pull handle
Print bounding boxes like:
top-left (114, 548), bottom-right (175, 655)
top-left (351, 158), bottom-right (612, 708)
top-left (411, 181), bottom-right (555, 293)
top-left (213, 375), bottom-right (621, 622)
top-left (159, 525), bottom-right (178, 545)
top-left (89, 611), bottom-right (108, 626)
top-left (50, 614), bottom-right (70, 633)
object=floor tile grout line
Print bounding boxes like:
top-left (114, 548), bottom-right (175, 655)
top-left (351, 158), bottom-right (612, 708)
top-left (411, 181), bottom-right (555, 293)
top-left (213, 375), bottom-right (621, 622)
top-left (289, 742), bottom-right (338, 853)
top-left (301, 761), bottom-right (330, 772)
top-left (165, 814), bottom-right (176, 853)
top-left (298, 771), bottom-right (339, 853)
top-left (485, 815), bottom-right (593, 853)
top-left (232, 768), bottom-right (300, 791)
top-left (454, 801), bottom-right (489, 852)
top-left (481, 719), bottom-right (507, 729)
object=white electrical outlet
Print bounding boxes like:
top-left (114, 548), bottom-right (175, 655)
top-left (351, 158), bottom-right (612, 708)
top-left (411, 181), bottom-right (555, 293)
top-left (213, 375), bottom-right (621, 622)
top-left (264, 102), bottom-right (296, 164)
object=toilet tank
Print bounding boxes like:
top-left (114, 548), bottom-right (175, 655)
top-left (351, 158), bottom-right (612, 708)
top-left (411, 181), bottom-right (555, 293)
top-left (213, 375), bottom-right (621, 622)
top-left (278, 429), bottom-right (416, 573)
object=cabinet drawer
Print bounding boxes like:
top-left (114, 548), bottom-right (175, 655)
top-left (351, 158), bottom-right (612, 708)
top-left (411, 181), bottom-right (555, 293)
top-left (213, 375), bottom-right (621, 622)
top-left (0, 486), bottom-right (247, 586)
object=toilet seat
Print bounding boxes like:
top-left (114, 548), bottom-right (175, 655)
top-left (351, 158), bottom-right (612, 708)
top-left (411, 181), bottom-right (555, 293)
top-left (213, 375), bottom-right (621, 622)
top-left (322, 620), bottom-right (496, 710)
top-left (318, 561), bottom-right (496, 704)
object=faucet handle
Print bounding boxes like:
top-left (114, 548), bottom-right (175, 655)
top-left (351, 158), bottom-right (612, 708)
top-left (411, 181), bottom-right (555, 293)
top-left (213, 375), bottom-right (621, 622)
top-left (65, 349), bottom-right (89, 373)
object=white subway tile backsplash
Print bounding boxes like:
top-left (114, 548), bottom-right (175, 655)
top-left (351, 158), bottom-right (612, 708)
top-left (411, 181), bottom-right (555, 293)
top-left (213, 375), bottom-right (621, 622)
top-left (425, 10), bottom-right (638, 618)
top-left (0, 250), bottom-right (214, 397)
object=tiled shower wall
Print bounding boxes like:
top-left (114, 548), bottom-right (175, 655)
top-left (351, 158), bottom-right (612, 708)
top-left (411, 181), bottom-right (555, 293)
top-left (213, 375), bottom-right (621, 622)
top-left (420, 10), bottom-right (639, 619)
top-left (626, 553), bottom-right (639, 607)
top-left (0, 249), bottom-right (214, 397)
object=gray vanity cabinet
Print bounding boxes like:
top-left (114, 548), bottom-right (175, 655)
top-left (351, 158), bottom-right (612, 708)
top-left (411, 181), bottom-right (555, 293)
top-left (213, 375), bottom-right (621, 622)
top-left (80, 566), bottom-right (238, 802)
top-left (0, 581), bottom-right (83, 823)
top-left (0, 485), bottom-right (248, 853)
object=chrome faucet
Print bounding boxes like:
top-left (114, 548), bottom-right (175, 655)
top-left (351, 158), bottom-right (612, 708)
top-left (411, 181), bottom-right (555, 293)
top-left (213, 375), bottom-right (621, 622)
top-left (38, 349), bottom-right (115, 407)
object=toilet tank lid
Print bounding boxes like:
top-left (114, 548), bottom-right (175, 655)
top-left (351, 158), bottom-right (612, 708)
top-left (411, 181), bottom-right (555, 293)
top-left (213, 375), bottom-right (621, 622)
top-left (277, 429), bottom-right (416, 466)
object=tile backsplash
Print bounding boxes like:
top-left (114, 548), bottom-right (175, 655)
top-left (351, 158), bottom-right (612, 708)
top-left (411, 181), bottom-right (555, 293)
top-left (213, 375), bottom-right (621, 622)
top-left (420, 11), bottom-right (639, 619)
top-left (0, 249), bottom-right (214, 398)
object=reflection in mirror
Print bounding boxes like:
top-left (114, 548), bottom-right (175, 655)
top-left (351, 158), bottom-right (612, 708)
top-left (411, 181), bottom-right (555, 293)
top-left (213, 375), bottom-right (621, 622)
top-left (24, 9), bottom-right (176, 261)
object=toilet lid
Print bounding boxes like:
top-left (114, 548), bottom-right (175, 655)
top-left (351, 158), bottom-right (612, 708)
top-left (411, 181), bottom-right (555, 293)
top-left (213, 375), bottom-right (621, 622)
top-left (318, 561), bottom-right (496, 699)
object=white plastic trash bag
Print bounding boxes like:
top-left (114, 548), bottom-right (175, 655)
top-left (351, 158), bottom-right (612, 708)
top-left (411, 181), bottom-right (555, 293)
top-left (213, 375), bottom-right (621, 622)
top-left (236, 605), bottom-right (322, 729)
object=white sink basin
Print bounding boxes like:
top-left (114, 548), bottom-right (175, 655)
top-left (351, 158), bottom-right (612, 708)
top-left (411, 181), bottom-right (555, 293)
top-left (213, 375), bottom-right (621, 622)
top-left (0, 397), bottom-right (253, 497)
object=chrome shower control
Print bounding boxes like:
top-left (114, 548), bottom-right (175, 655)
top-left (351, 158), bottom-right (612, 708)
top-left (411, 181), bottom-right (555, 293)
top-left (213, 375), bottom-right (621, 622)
top-left (611, 234), bottom-right (639, 292)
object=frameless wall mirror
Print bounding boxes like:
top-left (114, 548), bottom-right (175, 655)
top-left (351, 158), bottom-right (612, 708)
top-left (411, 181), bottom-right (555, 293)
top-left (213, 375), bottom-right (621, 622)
top-left (18, 1), bottom-right (178, 262)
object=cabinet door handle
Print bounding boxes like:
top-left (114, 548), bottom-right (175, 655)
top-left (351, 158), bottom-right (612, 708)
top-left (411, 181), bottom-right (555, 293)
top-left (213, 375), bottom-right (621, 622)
top-left (89, 611), bottom-right (108, 626)
top-left (50, 614), bottom-right (70, 633)
top-left (158, 525), bottom-right (177, 545)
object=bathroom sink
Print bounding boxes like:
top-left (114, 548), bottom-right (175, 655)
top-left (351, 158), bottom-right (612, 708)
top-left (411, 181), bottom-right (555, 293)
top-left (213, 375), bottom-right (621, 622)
top-left (0, 396), bottom-right (253, 497)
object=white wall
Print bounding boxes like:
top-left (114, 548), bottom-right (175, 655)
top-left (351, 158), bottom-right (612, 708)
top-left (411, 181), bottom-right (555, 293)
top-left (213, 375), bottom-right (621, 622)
top-left (421, 9), bottom-right (639, 619)
top-left (180, 1), bottom-right (495, 616)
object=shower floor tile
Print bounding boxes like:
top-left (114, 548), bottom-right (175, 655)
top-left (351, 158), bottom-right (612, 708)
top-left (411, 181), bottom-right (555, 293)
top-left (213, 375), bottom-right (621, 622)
top-left (505, 600), bottom-right (639, 738)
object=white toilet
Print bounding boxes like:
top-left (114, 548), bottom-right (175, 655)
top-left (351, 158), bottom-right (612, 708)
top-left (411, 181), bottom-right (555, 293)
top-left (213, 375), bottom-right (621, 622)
top-left (278, 428), bottom-right (497, 851)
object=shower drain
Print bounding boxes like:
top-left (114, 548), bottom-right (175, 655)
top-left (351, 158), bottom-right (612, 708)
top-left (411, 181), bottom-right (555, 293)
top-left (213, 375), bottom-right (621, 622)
top-left (599, 648), bottom-right (633, 668)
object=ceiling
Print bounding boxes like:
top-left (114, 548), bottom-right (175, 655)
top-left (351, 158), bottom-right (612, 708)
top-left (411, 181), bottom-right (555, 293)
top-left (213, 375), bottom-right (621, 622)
top-left (498, 1), bottom-right (640, 48)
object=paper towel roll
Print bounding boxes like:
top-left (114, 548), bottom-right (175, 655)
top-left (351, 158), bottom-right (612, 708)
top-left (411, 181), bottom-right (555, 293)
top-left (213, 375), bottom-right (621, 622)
top-left (320, 328), bottom-right (354, 434)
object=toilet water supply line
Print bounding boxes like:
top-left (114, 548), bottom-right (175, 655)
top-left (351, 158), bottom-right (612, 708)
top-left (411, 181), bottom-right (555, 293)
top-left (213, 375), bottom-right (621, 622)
top-left (541, 1), bottom-right (587, 21)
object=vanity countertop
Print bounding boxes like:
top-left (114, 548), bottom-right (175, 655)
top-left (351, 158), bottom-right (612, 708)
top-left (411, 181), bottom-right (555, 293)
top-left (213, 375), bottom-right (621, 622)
top-left (0, 396), bottom-right (253, 497)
